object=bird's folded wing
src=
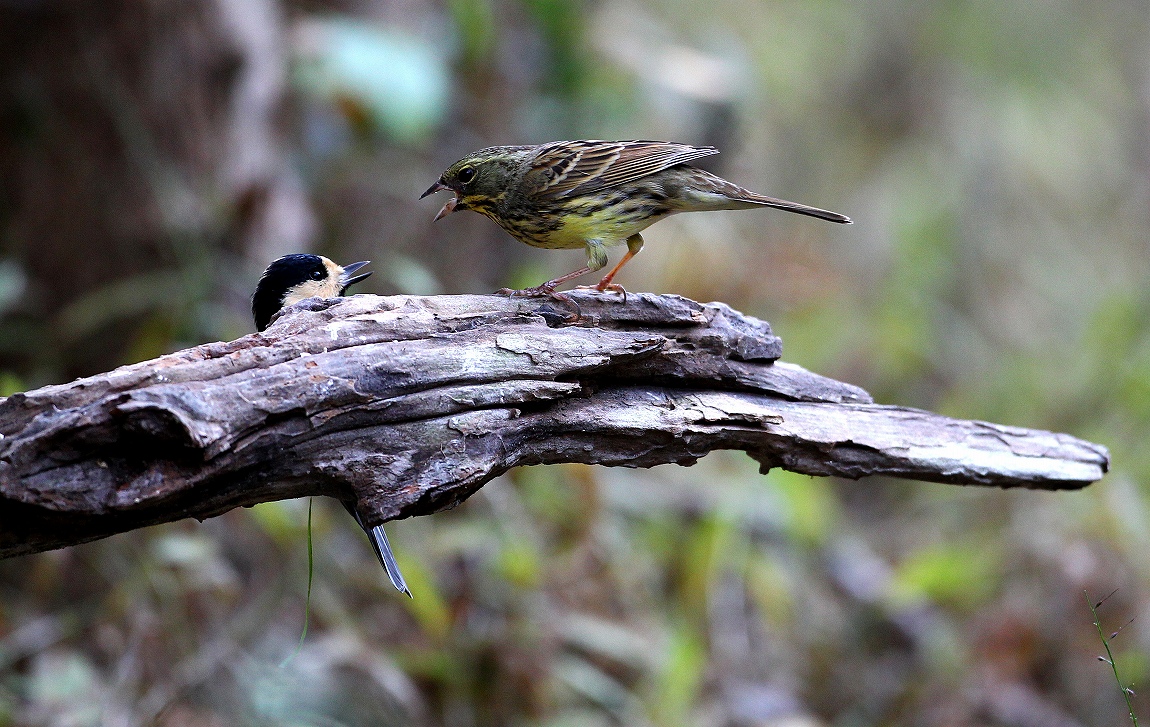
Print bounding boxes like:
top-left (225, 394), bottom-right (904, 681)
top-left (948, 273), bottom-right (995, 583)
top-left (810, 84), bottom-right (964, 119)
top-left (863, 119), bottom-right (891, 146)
top-left (529, 139), bottom-right (718, 199)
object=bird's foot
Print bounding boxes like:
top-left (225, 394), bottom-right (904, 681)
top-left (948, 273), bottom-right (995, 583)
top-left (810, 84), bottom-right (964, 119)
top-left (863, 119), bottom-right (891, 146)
top-left (497, 284), bottom-right (582, 322)
top-left (496, 283), bottom-right (554, 298)
top-left (574, 282), bottom-right (628, 303)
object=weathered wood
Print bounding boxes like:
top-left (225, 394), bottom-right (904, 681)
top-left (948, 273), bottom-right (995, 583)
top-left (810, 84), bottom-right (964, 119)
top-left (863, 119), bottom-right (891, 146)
top-left (0, 293), bottom-right (1109, 558)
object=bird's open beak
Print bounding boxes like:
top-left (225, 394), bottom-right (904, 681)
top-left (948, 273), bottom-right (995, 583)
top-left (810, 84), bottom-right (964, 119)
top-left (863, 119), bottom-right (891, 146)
top-left (433, 197), bottom-right (458, 222)
top-left (420, 180), bottom-right (447, 199)
top-left (421, 180), bottom-right (459, 222)
top-left (339, 260), bottom-right (373, 292)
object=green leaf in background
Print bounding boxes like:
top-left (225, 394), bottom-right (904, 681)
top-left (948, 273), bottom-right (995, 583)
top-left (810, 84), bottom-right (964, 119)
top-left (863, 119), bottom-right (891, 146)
top-left (515, 463), bottom-right (598, 541)
top-left (1114, 648), bottom-right (1148, 693)
top-left (768, 469), bottom-right (840, 546)
top-left (249, 499), bottom-right (325, 546)
top-left (449, 0), bottom-right (496, 68)
top-left (648, 622), bottom-right (706, 727)
top-left (0, 372), bottom-right (23, 397)
top-left (294, 18), bottom-right (450, 145)
top-left (746, 555), bottom-right (795, 628)
top-left (888, 543), bottom-right (999, 611)
top-left (395, 553), bottom-right (452, 644)
top-left (870, 189), bottom-right (959, 396)
top-left (520, 0), bottom-right (587, 97)
top-left (497, 539), bottom-right (542, 589)
top-left (678, 513), bottom-right (735, 622)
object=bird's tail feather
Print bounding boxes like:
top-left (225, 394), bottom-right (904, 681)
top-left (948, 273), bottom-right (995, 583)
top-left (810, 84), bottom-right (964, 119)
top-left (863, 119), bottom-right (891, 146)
top-left (344, 502), bottom-right (412, 597)
top-left (738, 191), bottom-right (852, 223)
top-left (368, 524), bottom-right (412, 598)
top-left (683, 168), bottom-right (852, 223)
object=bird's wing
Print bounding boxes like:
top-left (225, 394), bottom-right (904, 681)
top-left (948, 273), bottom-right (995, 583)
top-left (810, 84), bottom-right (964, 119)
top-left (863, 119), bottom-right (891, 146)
top-left (526, 140), bottom-right (719, 199)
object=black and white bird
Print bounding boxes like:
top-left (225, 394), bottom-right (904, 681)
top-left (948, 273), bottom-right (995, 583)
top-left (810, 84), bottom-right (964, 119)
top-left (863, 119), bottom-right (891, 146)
top-left (252, 254), bottom-right (410, 596)
top-left (252, 253), bottom-right (374, 332)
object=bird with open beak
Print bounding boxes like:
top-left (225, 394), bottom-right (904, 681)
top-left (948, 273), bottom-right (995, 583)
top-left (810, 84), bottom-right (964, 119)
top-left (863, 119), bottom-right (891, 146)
top-left (420, 140), bottom-right (850, 307)
top-left (251, 254), bottom-right (373, 332)
top-left (423, 180), bottom-right (458, 222)
top-left (251, 254), bottom-right (411, 597)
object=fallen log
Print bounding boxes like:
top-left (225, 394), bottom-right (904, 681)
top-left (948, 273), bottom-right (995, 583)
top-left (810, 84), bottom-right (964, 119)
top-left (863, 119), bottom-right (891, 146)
top-left (0, 293), bottom-right (1109, 558)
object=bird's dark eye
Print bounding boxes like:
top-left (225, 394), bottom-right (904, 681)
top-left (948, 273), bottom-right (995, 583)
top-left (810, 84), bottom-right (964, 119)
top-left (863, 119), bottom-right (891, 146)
top-left (457, 166), bottom-right (476, 184)
top-left (311, 269), bottom-right (325, 280)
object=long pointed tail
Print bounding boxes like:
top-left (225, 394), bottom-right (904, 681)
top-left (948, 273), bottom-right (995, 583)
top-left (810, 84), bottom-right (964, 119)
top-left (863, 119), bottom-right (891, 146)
top-left (367, 524), bottom-right (411, 597)
top-left (740, 191), bottom-right (852, 223)
top-left (344, 503), bottom-right (412, 597)
top-left (681, 167), bottom-right (852, 223)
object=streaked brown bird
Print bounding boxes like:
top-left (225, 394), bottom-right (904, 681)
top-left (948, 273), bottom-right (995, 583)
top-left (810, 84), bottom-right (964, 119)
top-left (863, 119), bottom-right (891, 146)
top-left (421, 140), bottom-right (851, 302)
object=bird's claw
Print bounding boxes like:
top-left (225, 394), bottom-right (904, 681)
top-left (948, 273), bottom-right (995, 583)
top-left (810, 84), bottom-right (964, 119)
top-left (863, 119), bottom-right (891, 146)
top-left (497, 285), bottom-right (582, 322)
top-left (575, 282), bottom-right (628, 303)
top-left (496, 285), bottom-right (549, 298)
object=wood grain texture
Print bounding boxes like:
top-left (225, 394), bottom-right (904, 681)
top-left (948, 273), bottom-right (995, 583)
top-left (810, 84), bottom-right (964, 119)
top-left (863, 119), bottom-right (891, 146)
top-left (0, 293), bottom-right (1109, 558)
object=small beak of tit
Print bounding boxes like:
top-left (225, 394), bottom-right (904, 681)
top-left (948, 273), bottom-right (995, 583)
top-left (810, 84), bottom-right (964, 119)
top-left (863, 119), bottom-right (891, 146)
top-left (339, 260), bottom-right (373, 293)
top-left (420, 180), bottom-right (459, 222)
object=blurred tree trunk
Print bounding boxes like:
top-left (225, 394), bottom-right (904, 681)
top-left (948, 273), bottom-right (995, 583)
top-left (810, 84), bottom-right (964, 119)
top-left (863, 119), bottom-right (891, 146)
top-left (0, 0), bottom-right (313, 380)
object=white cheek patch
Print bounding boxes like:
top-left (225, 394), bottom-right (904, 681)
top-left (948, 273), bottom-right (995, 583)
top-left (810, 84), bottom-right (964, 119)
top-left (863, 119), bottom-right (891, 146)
top-left (283, 278), bottom-right (342, 306)
top-left (321, 257), bottom-right (344, 281)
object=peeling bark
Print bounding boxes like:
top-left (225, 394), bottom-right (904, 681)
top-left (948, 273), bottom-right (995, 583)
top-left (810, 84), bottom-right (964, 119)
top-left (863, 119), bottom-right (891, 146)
top-left (0, 293), bottom-right (1109, 558)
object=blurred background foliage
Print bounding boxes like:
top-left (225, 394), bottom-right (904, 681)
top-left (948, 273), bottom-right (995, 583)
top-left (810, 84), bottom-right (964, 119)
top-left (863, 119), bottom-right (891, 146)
top-left (0, 0), bottom-right (1147, 724)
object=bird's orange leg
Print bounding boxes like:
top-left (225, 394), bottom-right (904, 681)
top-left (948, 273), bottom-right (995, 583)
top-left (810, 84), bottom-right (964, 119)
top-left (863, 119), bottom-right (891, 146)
top-left (577, 234), bottom-right (644, 301)
top-left (594, 252), bottom-right (635, 291)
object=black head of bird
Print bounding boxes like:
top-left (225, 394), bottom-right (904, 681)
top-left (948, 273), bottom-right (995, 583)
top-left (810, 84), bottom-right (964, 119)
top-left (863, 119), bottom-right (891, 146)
top-left (251, 254), bottom-right (372, 331)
